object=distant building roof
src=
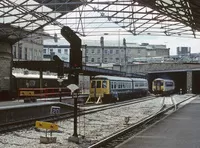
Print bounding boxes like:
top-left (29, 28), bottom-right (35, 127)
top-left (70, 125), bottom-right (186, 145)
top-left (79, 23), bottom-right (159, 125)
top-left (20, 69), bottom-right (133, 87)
top-left (43, 39), bottom-right (167, 49)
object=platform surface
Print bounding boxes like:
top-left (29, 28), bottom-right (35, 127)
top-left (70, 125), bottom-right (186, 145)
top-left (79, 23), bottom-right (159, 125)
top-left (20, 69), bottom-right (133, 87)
top-left (117, 96), bottom-right (200, 148)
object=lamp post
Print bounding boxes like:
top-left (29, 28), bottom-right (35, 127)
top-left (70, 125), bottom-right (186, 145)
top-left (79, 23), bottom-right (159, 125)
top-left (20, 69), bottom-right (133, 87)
top-left (100, 33), bottom-right (108, 66)
top-left (118, 29), bottom-right (121, 65)
top-left (57, 77), bottom-right (63, 102)
top-left (100, 36), bottom-right (104, 65)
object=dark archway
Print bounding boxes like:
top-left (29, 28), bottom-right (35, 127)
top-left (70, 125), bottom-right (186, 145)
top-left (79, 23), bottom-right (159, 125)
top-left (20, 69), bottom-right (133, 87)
top-left (148, 71), bottom-right (187, 94)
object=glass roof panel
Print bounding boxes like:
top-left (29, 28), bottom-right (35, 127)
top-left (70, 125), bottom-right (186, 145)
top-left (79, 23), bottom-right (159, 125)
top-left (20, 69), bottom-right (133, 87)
top-left (0, 0), bottom-right (199, 41)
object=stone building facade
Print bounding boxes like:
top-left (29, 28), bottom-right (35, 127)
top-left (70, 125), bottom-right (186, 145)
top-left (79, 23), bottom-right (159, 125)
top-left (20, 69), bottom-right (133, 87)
top-left (82, 41), bottom-right (169, 65)
top-left (43, 45), bottom-right (69, 62)
top-left (12, 37), bottom-right (43, 61)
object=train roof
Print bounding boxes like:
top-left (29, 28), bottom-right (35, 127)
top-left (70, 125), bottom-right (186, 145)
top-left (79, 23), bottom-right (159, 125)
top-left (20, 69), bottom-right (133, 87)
top-left (93, 75), bottom-right (147, 81)
top-left (153, 78), bottom-right (174, 82)
top-left (12, 73), bottom-right (68, 80)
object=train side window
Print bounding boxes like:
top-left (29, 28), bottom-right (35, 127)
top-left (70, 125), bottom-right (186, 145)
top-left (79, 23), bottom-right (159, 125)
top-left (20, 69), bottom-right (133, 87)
top-left (125, 83), bottom-right (128, 89)
top-left (97, 81), bottom-right (101, 88)
top-left (111, 82), bottom-right (113, 89)
top-left (135, 83), bottom-right (138, 87)
top-left (102, 81), bottom-right (107, 88)
top-left (118, 83), bottom-right (120, 88)
top-left (140, 83), bottom-right (144, 87)
top-left (165, 82), bottom-right (173, 86)
top-left (114, 82), bottom-right (116, 89)
top-left (91, 81), bottom-right (96, 88)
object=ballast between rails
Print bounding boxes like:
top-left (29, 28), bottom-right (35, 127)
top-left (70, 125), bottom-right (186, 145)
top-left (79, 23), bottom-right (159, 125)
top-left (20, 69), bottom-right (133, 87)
top-left (0, 96), bottom-right (157, 133)
top-left (88, 95), bottom-right (196, 148)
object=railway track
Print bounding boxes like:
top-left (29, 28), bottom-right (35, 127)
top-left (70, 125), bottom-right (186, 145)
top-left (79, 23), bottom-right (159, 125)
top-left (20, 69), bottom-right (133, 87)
top-left (0, 96), bottom-right (157, 133)
top-left (88, 95), bottom-right (196, 148)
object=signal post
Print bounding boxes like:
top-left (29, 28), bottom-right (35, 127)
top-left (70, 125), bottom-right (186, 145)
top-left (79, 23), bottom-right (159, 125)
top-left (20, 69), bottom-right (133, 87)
top-left (61, 26), bottom-right (82, 143)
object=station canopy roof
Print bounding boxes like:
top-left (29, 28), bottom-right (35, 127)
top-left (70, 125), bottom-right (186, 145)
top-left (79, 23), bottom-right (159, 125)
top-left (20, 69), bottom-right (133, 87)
top-left (1, 0), bottom-right (200, 44)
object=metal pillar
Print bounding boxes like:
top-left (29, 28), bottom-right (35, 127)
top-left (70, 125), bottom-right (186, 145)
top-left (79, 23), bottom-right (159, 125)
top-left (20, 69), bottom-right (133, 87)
top-left (73, 71), bottom-right (79, 138)
top-left (0, 42), bottom-right (12, 99)
top-left (39, 69), bottom-right (43, 88)
top-left (100, 36), bottom-right (104, 65)
top-left (57, 78), bottom-right (63, 102)
top-left (72, 91), bottom-right (78, 137)
top-left (59, 87), bottom-right (62, 102)
top-left (68, 71), bottom-right (79, 143)
top-left (187, 71), bottom-right (192, 93)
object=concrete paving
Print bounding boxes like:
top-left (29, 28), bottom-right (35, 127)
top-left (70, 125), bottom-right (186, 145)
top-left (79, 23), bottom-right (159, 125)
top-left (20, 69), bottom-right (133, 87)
top-left (117, 96), bottom-right (200, 148)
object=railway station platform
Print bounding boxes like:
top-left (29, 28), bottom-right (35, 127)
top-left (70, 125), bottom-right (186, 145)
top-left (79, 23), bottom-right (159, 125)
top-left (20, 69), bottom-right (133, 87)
top-left (117, 96), bottom-right (200, 148)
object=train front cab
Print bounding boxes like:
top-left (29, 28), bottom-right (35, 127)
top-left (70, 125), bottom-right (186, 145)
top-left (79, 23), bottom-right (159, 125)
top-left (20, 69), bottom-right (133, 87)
top-left (152, 79), bottom-right (164, 95)
top-left (86, 79), bottom-right (110, 104)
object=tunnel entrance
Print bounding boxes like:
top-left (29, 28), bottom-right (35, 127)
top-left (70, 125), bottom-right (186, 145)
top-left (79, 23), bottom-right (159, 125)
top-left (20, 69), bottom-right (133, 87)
top-left (192, 71), bottom-right (200, 94)
top-left (148, 71), bottom-right (187, 94)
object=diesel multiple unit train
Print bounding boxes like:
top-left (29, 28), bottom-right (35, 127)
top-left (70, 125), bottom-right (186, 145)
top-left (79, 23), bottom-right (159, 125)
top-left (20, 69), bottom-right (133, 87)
top-left (87, 75), bottom-right (149, 103)
top-left (152, 78), bottom-right (175, 96)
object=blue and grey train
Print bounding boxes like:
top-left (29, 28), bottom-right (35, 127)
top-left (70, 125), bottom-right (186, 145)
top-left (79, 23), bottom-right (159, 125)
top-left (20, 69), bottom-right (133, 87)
top-left (152, 78), bottom-right (175, 96)
top-left (88, 75), bottom-right (148, 103)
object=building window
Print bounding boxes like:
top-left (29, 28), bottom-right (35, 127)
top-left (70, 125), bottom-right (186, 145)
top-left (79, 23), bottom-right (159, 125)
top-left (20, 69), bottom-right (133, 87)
top-left (91, 49), bottom-right (94, 54)
top-left (35, 49), bottom-right (37, 60)
top-left (30, 48), bottom-right (33, 60)
top-left (24, 47), bottom-right (28, 60)
top-left (97, 57), bottom-right (101, 63)
top-left (19, 47), bottom-right (22, 59)
top-left (110, 49), bottom-right (113, 54)
top-left (86, 48), bottom-right (88, 53)
top-left (116, 58), bottom-right (119, 62)
top-left (104, 50), bottom-right (107, 54)
top-left (91, 58), bottom-right (95, 62)
top-left (50, 49), bottom-right (53, 53)
top-left (85, 56), bottom-right (88, 62)
top-left (104, 58), bottom-right (107, 63)
top-left (64, 49), bottom-right (68, 54)
top-left (116, 50), bottom-right (119, 54)
top-left (58, 49), bottom-right (61, 53)
top-left (97, 49), bottom-right (101, 54)
top-left (13, 46), bottom-right (16, 58)
top-left (43, 49), bottom-right (46, 54)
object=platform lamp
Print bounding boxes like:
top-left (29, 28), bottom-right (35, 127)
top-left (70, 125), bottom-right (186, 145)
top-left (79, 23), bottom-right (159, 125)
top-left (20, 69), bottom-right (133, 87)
top-left (57, 77), bottom-right (63, 102)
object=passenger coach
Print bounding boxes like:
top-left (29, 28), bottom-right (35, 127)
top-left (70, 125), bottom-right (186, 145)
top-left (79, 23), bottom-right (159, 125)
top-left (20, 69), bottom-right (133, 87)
top-left (86, 75), bottom-right (148, 104)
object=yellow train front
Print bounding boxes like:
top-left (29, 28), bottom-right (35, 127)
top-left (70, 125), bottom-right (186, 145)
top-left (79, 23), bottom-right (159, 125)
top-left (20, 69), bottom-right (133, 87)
top-left (87, 77), bottom-right (110, 103)
top-left (152, 78), bottom-right (175, 96)
top-left (86, 75), bottom-right (148, 104)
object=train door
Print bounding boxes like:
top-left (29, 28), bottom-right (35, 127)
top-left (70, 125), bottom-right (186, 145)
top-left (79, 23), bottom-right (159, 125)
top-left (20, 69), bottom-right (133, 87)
top-left (90, 80), bottom-right (96, 98)
top-left (95, 80), bottom-right (102, 97)
top-left (153, 80), bottom-right (163, 91)
top-left (156, 81), bottom-right (161, 91)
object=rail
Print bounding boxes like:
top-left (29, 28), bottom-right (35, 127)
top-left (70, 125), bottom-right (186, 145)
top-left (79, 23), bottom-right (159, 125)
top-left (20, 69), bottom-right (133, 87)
top-left (88, 95), bottom-right (196, 148)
